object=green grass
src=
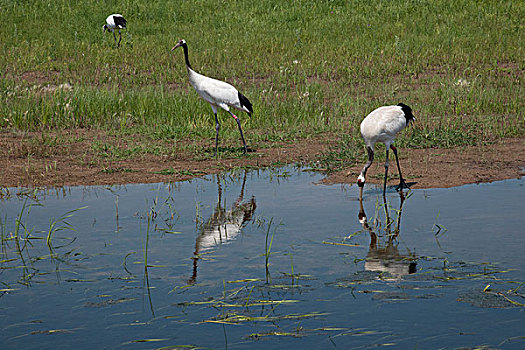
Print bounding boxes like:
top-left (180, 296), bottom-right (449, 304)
top-left (1, 0), bottom-right (523, 159)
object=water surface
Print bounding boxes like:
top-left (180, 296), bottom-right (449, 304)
top-left (1, 169), bottom-right (524, 349)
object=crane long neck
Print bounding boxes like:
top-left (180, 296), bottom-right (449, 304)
top-left (182, 44), bottom-right (192, 70)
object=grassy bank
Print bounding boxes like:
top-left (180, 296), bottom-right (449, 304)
top-left (1, 0), bottom-right (523, 168)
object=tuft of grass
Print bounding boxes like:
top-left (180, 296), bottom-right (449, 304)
top-left (264, 218), bottom-right (281, 283)
top-left (317, 133), bottom-right (363, 173)
top-left (46, 206), bottom-right (87, 247)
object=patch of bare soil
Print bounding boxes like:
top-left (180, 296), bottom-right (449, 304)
top-left (0, 129), bottom-right (523, 189)
top-left (324, 138), bottom-right (525, 188)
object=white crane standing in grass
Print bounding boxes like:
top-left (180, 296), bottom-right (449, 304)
top-left (357, 103), bottom-right (416, 196)
top-left (103, 14), bottom-right (127, 47)
top-left (171, 39), bottom-right (253, 155)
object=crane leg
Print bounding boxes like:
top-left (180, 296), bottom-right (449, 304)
top-left (230, 112), bottom-right (248, 153)
top-left (383, 149), bottom-right (390, 196)
top-left (118, 30), bottom-right (122, 47)
top-left (391, 145), bottom-right (409, 191)
top-left (214, 113), bottom-right (220, 156)
top-left (113, 32), bottom-right (117, 45)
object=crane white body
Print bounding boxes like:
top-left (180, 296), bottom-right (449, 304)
top-left (357, 103), bottom-right (415, 195)
top-left (186, 68), bottom-right (251, 116)
top-left (172, 39), bottom-right (253, 154)
top-left (360, 105), bottom-right (408, 150)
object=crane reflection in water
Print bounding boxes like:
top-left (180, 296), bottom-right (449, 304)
top-left (358, 191), bottom-right (417, 280)
top-left (188, 171), bottom-right (256, 284)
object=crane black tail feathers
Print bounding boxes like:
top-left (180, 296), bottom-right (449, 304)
top-left (114, 16), bottom-right (127, 28)
top-left (238, 92), bottom-right (253, 116)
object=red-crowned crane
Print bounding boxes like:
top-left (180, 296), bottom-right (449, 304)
top-left (171, 39), bottom-right (253, 155)
top-left (356, 103), bottom-right (415, 196)
top-left (103, 14), bottom-right (127, 47)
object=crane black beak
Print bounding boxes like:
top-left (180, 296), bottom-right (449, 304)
top-left (171, 42), bottom-right (182, 51)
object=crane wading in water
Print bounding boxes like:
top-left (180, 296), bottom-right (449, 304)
top-left (357, 103), bottom-right (415, 197)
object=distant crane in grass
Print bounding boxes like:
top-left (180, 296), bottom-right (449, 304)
top-left (171, 39), bottom-right (253, 155)
top-left (356, 103), bottom-right (416, 196)
top-left (103, 14), bottom-right (127, 47)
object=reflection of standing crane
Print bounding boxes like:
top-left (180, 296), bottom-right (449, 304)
top-left (188, 172), bottom-right (256, 284)
top-left (358, 192), bottom-right (417, 279)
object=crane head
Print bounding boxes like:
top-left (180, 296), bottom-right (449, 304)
top-left (171, 39), bottom-right (186, 51)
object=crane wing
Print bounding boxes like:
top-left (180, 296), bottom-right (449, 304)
top-left (190, 72), bottom-right (238, 108)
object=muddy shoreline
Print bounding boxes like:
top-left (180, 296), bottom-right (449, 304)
top-left (1, 131), bottom-right (523, 189)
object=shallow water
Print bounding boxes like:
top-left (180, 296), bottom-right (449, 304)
top-left (1, 168), bottom-right (524, 349)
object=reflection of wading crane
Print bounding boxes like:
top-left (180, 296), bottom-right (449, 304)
top-left (358, 192), bottom-right (417, 279)
top-left (188, 172), bottom-right (256, 284)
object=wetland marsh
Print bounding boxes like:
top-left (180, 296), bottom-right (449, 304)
top-left (1, 1), bottom-right (524, 347)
